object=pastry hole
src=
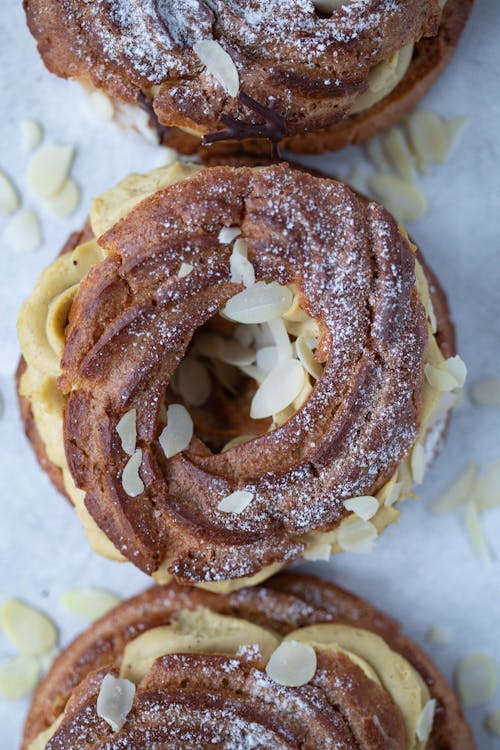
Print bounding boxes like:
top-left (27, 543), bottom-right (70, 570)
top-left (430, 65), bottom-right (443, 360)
top-left (165, 283), bottom-right (325, 454)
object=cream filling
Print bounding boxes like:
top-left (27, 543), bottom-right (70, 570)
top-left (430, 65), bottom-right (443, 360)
top-left (30, 608), bottom-right (431, 750)
top-left (18, 162), bottom-right (458, 591)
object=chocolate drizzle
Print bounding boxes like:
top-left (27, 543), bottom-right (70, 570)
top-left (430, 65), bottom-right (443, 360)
top-left (202, 92), bottom-right (288, 157)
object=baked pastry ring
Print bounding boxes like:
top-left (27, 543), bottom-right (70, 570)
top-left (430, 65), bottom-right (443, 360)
top-left (22, 573), bottom-right (474, 750)
top-left (17, 162), bottom-right (463, 590)
top-left (23, 0), bottom-right (473, 154)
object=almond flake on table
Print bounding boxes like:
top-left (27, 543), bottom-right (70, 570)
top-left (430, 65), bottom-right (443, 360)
top-left (367, 173), bottom-right (427, 223)
top-left (20, 119), bottom-right (43, 151)
top-left (0, 655), bottom-right (40, 699)
top-left (431, 462), bottom-right (477, 514)
top-left (475, 459), bottom-right (500, 511)
top-left (0, 599), bottom-right (57, 656)
top-left (26, 144), bottom-right (74, 199)
top-left (193, 40), bottom-right (239, 97)
top-left (3, 208), bottom-right (41, 252)
top-left (217, 490), bottom-right (253, 514)
top-left (464, 500), bottom-right (490, 562)
top-left (0, 168), bottom-right (20, 215)
top-left (456, 653), bottom-right (497, 708)
top-left (44, 179), bottom-right (80, 218)
top-left (59, 589), bottom-right (121, 621)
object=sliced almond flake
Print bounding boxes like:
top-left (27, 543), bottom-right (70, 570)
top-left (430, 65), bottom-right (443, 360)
top-left (295, 336), bottom-right (323, 379)
top-left (384, 127), bottom-right (416, 182)
top-left (177, 262), bottom-right (193, 278)
top-left (282, 289), bottom-right (308, 323)
top-left (256, 345), bottom-right (279, 373)
top-left (116, 409), bottom-right (137, 456)
top-left (193, 40), bottom-right (239, 97)
top-left (177, 357), bottom-right (211, 406)
top-left (159, 404), bottom-right (193, 458)
top-left (219, 226), bottom-right (241, 244)
top-left (97, 673), bottom-right (136, 732)
top-left (20, 119), bottom-right (43, 151)
top-left (442, 355), bottom-right (467, 388)
top-left (416, 698), bottom-right (436, 742)
top-left (367, 173), bottom-right (427, 223)
top-left (251, 321), bottom-right (274, 348)
top-left (0, 169), bottom-right (20, 215)
top-left (343, 495), bottom-right (379, 521)
top-left (192, 332), bottom-right (224, 358)
top-left (233, 323), bottom-right (254, 347)
top-left (432, 462), bottom-right (477, 514)
top-left (443, 116), bottom-right (469, 161)
top-left (266, 641), bottom-right (317, 687)
top-left (221, 434), bottom-right (255, 452)
top-left (224, 282), bottom-right (293, 324)
top-left (0, 599), bottom-right (57, 655)
top-left (266, 318), bottom-right (293, 360)
top-left (3, 208), bottom-right (41, 252)
top-left (425, 363), bottom-right (458, 392)
top-left (217, 490), bottom-right (253, 514)
top-left (470, 378), bottom-right (500, 407)
top-left (407, 110), bottom-right (447, 170)
top-left (59, 589), bottom-right (121, 621)
top-left (239, 363), bottom-right (267, 385)
top-left (456, 653), bottom-right (497, 708)
top-left (0, 655), bottom-right (40, 699)
top-left (364, 136), bottom-right (391, 172)
top-left (486, 709), bottom-right (500, 737)
top-left (45, 178), bottom-right (80, 217)
top-left (122, 449), bottom-right (144, 497)
top-left (426, 625), bottom-right (451, 646)
top-left (428, 299), bottom-right (437, 334)
top-left (464, 500), bottom-right (490, 562)
top-left (219, 339), bottom-right (255, 366)
top-left (26, 144), bottom-right (74, 198)
top-left (475, 460), bottom-right (500, 511)
top-left (250, 359), bottom-right (305, 419)
top-left (303, 542), bottom-right (331, 561)
top-left (411, 442), bottom-right (425, 485)
top-left (384, 481), bottom-right (403, 507)
top-left (230, 238), bottom-right (255, 287)
top-left (88, 90), bottom-right (115, 120)
top-left (338, 516), bottom-right (378, 554)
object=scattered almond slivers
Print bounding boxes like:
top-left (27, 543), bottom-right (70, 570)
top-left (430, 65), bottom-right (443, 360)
top-left (27, 144), bottom-right (74, 199)
top-left (0, 655), bottom-right (40, 699)
top-left (0, 168), bottom-right (20, 215)
top-left (456, 653), bottom-right (497, 708)
top-left (20, 119), bottom-right (43, 151)
top-left (116, 408), bottom-right (137, 456)
top-left (470, 377), bottom-right (500, 407)
top-left (266, 641), bottom-right (317, 687)
top-left (303, 542), bottom-right (331, 561)
top-left (338, 516), bottom-right (378, 554)
top-left (367, 173), bottom-right (427, 223)
top-left (45, 179), bottom-right (80, 218)
top-left (475, 460), bottom-right (500, 511)
top-left (0, 599), bottom-right (57, 656)
top-left (416, 698), bottom-right (436, 743)
top-left (250, 358), bottom-right (305, 419)
top-left (59, 589), bottom-right (121, 622)
top-left (193, 39), bottom-right (239, 97)
top-left (218, 226), bottom-right (241, 244)
top-left (464, 499), bottom-right (490, 562)
top-left (426, 625), bottom-right (451, 646)
top-left (217, 490), bottom-right (254, 514)
top-left (432, 462), bottom-right (476, 514)
top-left (177, 357), bottom-right (211, 406)
top-left (343, 495), bottom-right (378, 521)
top-left (122, 449), bottom-right (144, 497)
top-left (223, 281), bottom-right (293, 324)
top-left (230, 238), bottom-right (255, 287)
top-left (159, 404), bottom-right (193, 458)
top-left (384, 127), bottom-right (416, 182)
top-left (97, 673), bottom-right (136, 732)
top-left (3, 209), bottom-right (41, 252)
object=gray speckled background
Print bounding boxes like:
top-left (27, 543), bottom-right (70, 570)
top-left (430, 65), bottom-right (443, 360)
top-left (0, 0), bottom-right (499, 747)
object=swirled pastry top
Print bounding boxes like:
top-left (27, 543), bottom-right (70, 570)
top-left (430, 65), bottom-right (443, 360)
top-left (18, 162), bottom-right (461, 585)
top-left (24, 0), bottom-right (445, 135)
top-left (24, 575), bottom-right (474, 750)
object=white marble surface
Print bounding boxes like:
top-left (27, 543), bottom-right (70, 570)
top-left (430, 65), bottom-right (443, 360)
top-left (0, 0), bottom-right (499, 747)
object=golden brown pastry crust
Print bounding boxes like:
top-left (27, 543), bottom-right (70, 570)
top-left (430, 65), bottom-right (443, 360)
top-left (17, 164), bottom-right (456, 584)
top-left (22, 573), bottom-right (474, 750)
top-left (23, 0), bottom-right (472, 154)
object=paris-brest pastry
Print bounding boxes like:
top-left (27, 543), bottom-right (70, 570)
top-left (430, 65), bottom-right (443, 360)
top-left (23, 0), bottom-right (473, 154)
top-left (17, 162), bottom-right (465, 590)
top-left (22, 574), bottom-right (474, 749)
